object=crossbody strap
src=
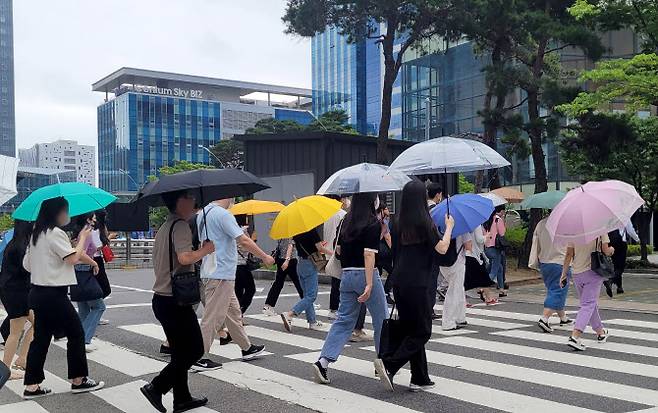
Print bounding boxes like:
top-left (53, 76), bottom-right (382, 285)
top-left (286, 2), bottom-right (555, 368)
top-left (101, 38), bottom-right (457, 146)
top-left (168, 219), bottom-right (185, 275)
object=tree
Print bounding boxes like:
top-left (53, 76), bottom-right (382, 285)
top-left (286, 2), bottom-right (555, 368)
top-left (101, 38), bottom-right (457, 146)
top-left (282, 0), bottom-right (460, 163)
top-left (0, 214), bottom-right (13, 232)
top-left (306, 110), bottom-right (358, 134)
top-left (211, 140), bottom-right (245, 169)
top-left (245, 118), bottom-right (304, 135)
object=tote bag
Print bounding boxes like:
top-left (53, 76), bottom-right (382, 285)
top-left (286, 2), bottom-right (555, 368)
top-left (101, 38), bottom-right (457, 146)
top-left (325, 219), bottom-right (344, 279)
top-left (70, 264), bottom-right (103, 302)
top-left (378, 303), bottom-right (405, 359)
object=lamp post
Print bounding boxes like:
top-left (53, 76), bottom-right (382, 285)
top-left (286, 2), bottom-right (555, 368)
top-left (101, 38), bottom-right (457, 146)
top-left (198, 145), bottom-right (225, 168)
top-left (305, 110), bottom-right (329, 131)
top-left (118, 169), bottom-right (140, 190)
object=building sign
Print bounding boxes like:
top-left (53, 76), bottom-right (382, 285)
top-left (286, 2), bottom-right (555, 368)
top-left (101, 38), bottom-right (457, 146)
top-left (122, 84), bottom-right (204, 99)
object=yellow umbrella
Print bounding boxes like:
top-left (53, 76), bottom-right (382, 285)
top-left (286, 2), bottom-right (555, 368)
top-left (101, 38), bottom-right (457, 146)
top-left (229, 199), bottom-right (285, 216)
top-left (491, 187), bottom-right (525, 203)
top-left (270, 195), bottom-right (342, 240)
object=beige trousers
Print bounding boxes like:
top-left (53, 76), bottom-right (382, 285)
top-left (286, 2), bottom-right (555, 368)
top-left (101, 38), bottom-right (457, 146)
top-left (200, 279), bottom-right (250, 354)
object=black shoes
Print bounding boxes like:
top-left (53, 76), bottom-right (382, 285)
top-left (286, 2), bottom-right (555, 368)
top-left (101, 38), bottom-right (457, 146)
top-left (603, 280), bottom-right (614, 298)
top-left (159, 344), bottom-right (171, 355)
top-left (538, 319), bottom-right (553, 333)
top-left (617, 286), bottom-right (625, 294)
top-left (140, 383), bottom-right (166, 413)
top-left (242, 344), bottom-right (266, 361)
top-left (23, 386), bottom-right (52, 400)
top-left (71, 377), bottom-right (105, 394)
top-left (312, 361), bottom-right (330, 384)
top-left (409, 380), bottom-right (435, 392)
top-left (457, 321), bottom-right (468, 326)
top-left (219, 333), bottom-right (233, 346)
top-left (173, 396), bottom-right (209, 413)
top-left (431, 312), bottom-right (441, 320)
top-left (191, 358), bottom-right (223, 371)
top-left (560, 318), bottom-right (573, 326)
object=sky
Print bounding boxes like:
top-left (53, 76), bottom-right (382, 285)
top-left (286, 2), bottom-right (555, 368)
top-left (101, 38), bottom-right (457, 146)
top-left (12, 0), bottom-right (311, 150)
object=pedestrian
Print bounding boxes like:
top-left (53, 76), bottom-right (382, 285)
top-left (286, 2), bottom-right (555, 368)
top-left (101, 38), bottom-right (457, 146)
top-left (325, 195), bottom-right (349, 320)
top-left (427, 183), bottom-right (446, 317)
top-left (281, 225), bottom-right (332, 332)
top-left (529, 216), bottom-right (572, 333)
top-left (22, 197), bottom-right (105, 399)
top-left (374, 180), bottom-right (454, 392)
top-left (0, 220), bottom-right (34, 380)
top-left (234, 214), bottom-right (257, 315)
top-left (560, 234), bottom-right (614, 351)
top-left (484, 208), bottom-right (507, 297)
top-left (607, 221), bottom-right (639, 295)
top-left (312, 192), bottom-right (388, 385)
top-left (439, 229), bottom-right (472, 332)
top-left (263, 237), bottom-right (303, 316)
top-left (93, 210), bottom-right (114, 325)
top-left (194, 198), bottom-right (273, 371)
top-left (140, 190), bottom-right (214, 413)
top-left (464, 225), bottom-right (498, 305)
top-left (376, 204), bottom-right (394, 297)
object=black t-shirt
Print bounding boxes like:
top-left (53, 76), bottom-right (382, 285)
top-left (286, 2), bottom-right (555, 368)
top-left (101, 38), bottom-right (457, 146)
top-left (0, 246), bottom-right (30, 291)
top-left (338, 221), bottom-right (381, 268)
top-left (390, 226), bottom-right (441, 288)
top-left (294, 229), bottom-right (321, 259)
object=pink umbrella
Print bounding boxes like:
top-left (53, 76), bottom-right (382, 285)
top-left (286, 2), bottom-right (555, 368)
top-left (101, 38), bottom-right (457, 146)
top-left (546, 180), bottom-right (644, 245)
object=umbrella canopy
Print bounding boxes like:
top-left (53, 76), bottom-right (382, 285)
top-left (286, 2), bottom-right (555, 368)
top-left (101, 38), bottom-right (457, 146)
top-left (229, 200), bottom-right (285, 216)
top-left (431, 194), bottom-right (495, 238)
top-left (317, 162), bottom-right (411, 195)
top-left (270, 196), bottom-right (342, 240)
top-left (520, 191), bottom-right (566, 210)
top-left (0, 155), bottom-right (19, 206)
top-left (491, 187), bottom-right (525, 203)
top-left (478, 192), bottom-right (507, 207)
top-left (133, 168), bottom-right (269, 207)
top-left (546, 180), bottom-right (644, 245)
top-left (12, 182), bottom-right (117, 221)
top-left (388, 136), bottom-right (510, 175)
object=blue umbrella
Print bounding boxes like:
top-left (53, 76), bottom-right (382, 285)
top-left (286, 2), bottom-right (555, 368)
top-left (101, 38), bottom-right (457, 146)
top-left (431, 194), bottom-right (495, 238)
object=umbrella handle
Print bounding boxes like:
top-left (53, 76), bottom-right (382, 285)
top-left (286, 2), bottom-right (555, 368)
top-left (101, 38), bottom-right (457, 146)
top-left (200, 187), bottom-right (210, 242)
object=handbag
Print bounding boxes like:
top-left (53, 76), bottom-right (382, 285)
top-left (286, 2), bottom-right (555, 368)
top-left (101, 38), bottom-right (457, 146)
top-left (169, 219), bottom-right (201, 306)
top-left (298, 243), bottom-right (328, 271)
top-left (495, 234), bottom-right (510, 249)
top-left (378, 303), bottom-right (405, 359)
top-left (101, 245), bottom-right (114, 262)
top-left (239, 250), bottom-right (262, 272)
top-left (325, 219), bottom-right (344, 279)
top-left (70, 264), bottom-right (103, 302)
top-left (591, 237), bottom-right (615, 279)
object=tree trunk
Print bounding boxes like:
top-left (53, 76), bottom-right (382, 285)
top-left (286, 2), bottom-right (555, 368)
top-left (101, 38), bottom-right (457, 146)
top-left (376, 24), bottom-right (398, 165)
top-left (482, 46), bottom-right (505, 190)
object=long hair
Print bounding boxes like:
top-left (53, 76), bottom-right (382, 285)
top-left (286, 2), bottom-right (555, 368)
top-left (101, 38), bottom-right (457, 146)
top-left (71, 212), bottom-right (94, 240)
top-left (397, 180), bottom-right (437, 245)
top-left (3, 220), bottom-right (33, 265)
top-left (483, 211), bottom-right (496, 231)
top-left (340, 192), bottom-right (378, 243)
top-left (95, 210), bottom-right (111, 246)
top-left (32, 197), bottom-right (69, 246)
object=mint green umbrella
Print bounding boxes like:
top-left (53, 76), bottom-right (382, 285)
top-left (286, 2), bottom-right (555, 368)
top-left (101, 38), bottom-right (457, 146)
top-left (12, 182), bottom-right (116, 221)
top-left (520, 190), bottom-right (566, 210)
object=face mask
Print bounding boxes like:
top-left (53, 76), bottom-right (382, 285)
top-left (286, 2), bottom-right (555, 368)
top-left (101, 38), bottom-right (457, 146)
top-left (374, 196), bottom-right (380, 210)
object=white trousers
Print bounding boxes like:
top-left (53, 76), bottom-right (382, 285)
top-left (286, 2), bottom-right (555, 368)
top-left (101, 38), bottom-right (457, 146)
top-left (440, 260), bottom-right (466, 330)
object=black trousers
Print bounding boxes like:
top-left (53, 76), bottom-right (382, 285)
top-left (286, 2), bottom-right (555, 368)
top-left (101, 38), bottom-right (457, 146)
top-left (0, 316), bottom-right (9, 343)
top-left (611, 241), bottom-right (628, 288)
top-left (330, 277), bottom-right (366, 329)
top-left (235, 265), bottom-right (256, 314)
top-left (377, 261), bottom-right (394, 294)
top-left (265, 258), bottom-right (303, 307)
top-left (151, 294), bottom-right (204, 403)
top-left (383, 285), bottom-right (433, 385)
top-left (25, 286), bottom-right (88, 385)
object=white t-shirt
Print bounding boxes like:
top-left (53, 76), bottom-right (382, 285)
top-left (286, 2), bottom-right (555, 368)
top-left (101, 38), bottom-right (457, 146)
top-left (570, 234), bottom-right (611, 275)
top-left (24, 227), bottom-right (77, 287)
top-left (91, 229), bottom-right (102, 257)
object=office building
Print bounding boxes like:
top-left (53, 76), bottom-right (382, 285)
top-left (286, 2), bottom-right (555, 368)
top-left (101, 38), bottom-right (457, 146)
top-left (19, 139), bottom-right (96, 185)
top-left (93, 67), bottom-right (314, 194)
top-left (0, 0), bottom-right (15, 157)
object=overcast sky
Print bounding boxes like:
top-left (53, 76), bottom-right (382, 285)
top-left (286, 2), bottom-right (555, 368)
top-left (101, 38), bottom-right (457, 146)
top-left (12, 0), bottom-right (310, 150)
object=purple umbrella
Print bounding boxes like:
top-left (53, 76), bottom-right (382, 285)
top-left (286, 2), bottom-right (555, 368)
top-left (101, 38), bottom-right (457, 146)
top-left (546, 180), bottom-right (644, 245)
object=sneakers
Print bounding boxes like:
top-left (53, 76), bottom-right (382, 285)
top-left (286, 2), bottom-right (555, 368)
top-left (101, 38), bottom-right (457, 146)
top-left (159, 344), bottom-right (172, 355)
top-left (71, 377), bottom-right (105, 394)
top-left (559, 318), bottom-right (573, 326)
top-left (98, 318), bottom-right (110, 326)
top-left (327, 310), bottom-right (338, 320)
top-left (191, 358), bottom-right (223, 371)
top-left (431, 312), bottom-right (441, 321)
top-left (617, 286), bottom-right (624, 294)
top-left (219, 333), bottom-right (232, 346)
top-left (314, 303), bottom-right (322, 310)
top-left (140, 383), bottom-right (166, 413)
top-left (457, 321), bottom-right (468, 326)
top-left (436, 289), bottom-right (446, 302)
top-left (374, 359), bottom-right (394, 392)
top-left (409, 381), bottom-right (435, 392)
top-left (349, 330), bottom-right (373, 342)
top-left (568, 336), bottom-right (586, 351)
top-left (85, 343), bottom-right (98, 353)
top-left (538, 319), bottom-right (553, 333)
top-left (262, 305), bottom-right (277, 317)
top-left (309, 320), bottom-right (324, 330)
top-left (242, 344), bottom-right (266, 361)
top-left (603, 280), bottom-right (614, 298)
top-left (173, 396), bottom-right (209, 413)
top-left (312, 361), bottom-right (330, 384)
top-left (281, 313), bottom-right (293, 332)
top-left (23, 386), bottom-right (52, 399)
top-left (597, 329), bottom-right (610, 343)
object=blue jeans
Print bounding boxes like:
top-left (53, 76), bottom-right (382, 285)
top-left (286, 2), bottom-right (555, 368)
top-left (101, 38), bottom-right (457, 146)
top-left (485, 247), bottom-right (504, 289)
top-left (319, 269), bottom-right (388, 363)
top-left (78, 298), bottom-right (106, 344)
top-left (292, 258), bottom-right (318, 323)
top-left (541, 263), bottom-right (571, 311)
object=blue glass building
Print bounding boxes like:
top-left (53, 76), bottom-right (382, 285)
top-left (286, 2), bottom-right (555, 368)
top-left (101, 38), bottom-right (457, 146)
top-left (94, 68), bottom-right (313, 194)
top-left (0, 0), bottom-right (15, 157)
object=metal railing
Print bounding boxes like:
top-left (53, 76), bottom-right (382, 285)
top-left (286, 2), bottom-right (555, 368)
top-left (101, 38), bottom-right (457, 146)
top-left (106, 238), bottom-right (154, 268)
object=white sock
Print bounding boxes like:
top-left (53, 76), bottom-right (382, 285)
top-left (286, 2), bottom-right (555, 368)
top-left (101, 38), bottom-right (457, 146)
top-left (541, 316), bottom-right (549, 323)
top-left (319, 358), bottom-right (329, 369)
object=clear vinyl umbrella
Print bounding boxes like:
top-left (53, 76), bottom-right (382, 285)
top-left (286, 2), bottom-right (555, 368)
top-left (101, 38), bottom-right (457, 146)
top-left (317, 163), bottom-right (411, 196)
top-left (388, 136), bottom-right (510, 175)
top-left (0, 155), bottom-right (19, 207)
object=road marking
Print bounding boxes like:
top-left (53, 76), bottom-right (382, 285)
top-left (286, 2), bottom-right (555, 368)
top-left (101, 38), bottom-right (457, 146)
top-left (245, 325), bottom-right (327, 350)
top-left (94, 379), bottom-right (219, 413)
top-left (553, 324), bottom-right (658, 343)
top-left (436, 305), bottom-right (562, 323)
top-left (0, 401), bottom-right (49, 413)
top-left (493, 330), bottom-right (658, 359)
top-left (4, 369), bottom-right (70, 396)
top-left (200, 360), bottom-right (422, 413)
top-left (53, 337), bottom-right (166, 377)
top-left (105, 303), bottom-right (152, 309)
top-left (246, 313), bottom-right (333, 333)
top-left (287, 352), bottom-right (600, 413)
top-left (437, 336), bottom-right (658, 379)
top-left (252, 291), bottom-right (331, 300)
top-left (109, 284), bottom-right (153, 293)
top-left (604, 319), bottom-right (658, 330)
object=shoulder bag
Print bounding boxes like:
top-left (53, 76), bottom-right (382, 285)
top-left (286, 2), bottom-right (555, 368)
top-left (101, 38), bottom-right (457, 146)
top-left (591, 237), bottom-right (615, 279)
top-left (170, 219), bottom-right (201, 306)
top-left (70, 264), bottom-right (103, 302)
top-left (101, 245), bottom-right (115, 263)
top-left (325, 219), bottom-right (344, 279)
top-left (378, 303), bottom-right (404, 359)
top-left (298, 242), bottom-right (328, 272)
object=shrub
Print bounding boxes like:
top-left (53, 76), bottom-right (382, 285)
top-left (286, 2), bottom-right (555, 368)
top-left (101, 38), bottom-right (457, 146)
top-left (627, 244), bottom-right (654, 257)
top-left (505, 226), bottom-right (527, 257)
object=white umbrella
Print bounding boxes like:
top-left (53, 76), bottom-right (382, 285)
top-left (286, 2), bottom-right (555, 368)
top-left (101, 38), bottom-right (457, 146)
top-left (0, 155), bottom-right (19, 206)
top-left (388, 136), bottom-right (510, 175)
top-left (317, 163), bottom-right (411, 195)
top-left (478, 192), bottom-right (507, 207)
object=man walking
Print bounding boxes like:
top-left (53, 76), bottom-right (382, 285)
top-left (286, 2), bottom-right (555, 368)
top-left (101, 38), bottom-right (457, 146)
top-left (193, 198), bottom-right (274, 371)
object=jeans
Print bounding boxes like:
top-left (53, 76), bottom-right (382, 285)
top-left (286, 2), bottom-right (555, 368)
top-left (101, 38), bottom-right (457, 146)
top-left (573, 270), bottom-right (605, 333)
top-left (485, 247), bottom-right (504, 289)
top-left (329, 277), bottom-right (367, 329)
top-left (292, 258), bottom-right (319, 323)
top-left (78, 298), bottom-right (106, 344)
top-left (319, 269), bottom-right (388, 362)
top-left (265, 258), bottom-right (303, 307)
top-left (540, 263), bottom-right (570, 311)
top-left (235, 265), bottom-right (256, 314)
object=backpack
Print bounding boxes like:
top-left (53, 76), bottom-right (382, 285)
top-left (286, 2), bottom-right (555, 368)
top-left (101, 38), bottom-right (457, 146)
top-left (435, 229), bottom-right (463, 268)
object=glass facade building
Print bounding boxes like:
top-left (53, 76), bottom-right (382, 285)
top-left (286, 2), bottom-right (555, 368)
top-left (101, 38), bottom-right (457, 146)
top-left (0, 0), bottom-right (15, 157)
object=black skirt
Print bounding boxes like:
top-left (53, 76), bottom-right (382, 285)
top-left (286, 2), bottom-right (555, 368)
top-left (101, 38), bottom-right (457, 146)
top-left (464, 256), bottom-right (495, 291)
top-left (0, 288), bottom-right (30, 319)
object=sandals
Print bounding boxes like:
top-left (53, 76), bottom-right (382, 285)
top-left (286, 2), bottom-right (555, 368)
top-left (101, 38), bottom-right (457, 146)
top-left (477, 290), bottom-right (486, 302)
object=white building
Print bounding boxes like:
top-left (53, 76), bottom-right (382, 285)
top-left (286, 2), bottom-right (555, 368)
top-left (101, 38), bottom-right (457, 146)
top-left (19, 140), bottom-right (95, 185)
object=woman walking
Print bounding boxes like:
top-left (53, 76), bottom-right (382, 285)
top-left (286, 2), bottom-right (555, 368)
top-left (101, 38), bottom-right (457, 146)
top-left (374, 180), bottom-right (454, 392)
top-left (529, 216), bottom-right (572, 333)
top-left (464, 225), bottom-right (497, 305)
top-left (312, 193), bottom-right (388, 384)
top-left (0, 220), bottom-right (34, 380)
top-left (23, 197), bottom-right (104, 398)
top-left (263, 238), bottom-right (303, 316)
top-left (561, 234), bottom-right (614, 351)
top-left (484, 208), bottom-right (507, 296)
top-left (93, 210), bottom-right (113, 311)
top-left (235, 215), bottom-right (257, 315)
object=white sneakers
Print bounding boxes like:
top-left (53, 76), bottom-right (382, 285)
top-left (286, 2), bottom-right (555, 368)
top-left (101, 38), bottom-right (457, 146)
top-left (262, 305), bottom-right (277, 317)
top-left (309, 320), bottom-right (324, 330)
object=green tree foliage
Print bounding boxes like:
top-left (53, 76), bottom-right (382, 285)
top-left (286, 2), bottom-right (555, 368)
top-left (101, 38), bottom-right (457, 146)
top-left (210, 140), bottom-right (245, 169)
top-left (245, 118), bottom-right (304, 135)
top-left (306, 110), bottom-right (357, 134)
top-left (458, 174), bottom-right (476, 194)
top-left (0, 214), bottom-right (14, 232)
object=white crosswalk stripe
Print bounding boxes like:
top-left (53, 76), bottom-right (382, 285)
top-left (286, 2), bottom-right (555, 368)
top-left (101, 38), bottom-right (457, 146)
top-left (0, 401), bottom-right (48, 413)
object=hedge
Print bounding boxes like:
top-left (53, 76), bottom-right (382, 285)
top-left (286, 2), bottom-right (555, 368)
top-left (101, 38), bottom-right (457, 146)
top-left (627, 244), bottom-right (654, 256)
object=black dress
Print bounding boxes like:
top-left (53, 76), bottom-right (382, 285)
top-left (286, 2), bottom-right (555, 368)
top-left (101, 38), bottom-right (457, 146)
top-left (0, 247), bottom-right (30, 319)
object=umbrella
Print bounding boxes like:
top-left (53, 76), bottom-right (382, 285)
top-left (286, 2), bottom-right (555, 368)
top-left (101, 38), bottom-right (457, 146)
top-left (317, 163), bottom-right (411, 195)
top-left (546, 180), bottom-right (644, 245)
top-left (478, 192), bottom-right (507, 207)
top-left (230, 200), bottom-right (285, 216)
top-left (12, 182), bottom-right (117, 222)
top-left (0, 155), bottom-right (19, 206)
top-left (491, 187), bottom-right (525, 203)
top-left (270, 195), bottom-right (342, 240)
top-left (133, 168), bottom-right (269, 207)
top-left (431, 194), bottom-right (495, 238)
top-left (520, 191), bottom-right (566, 210)
top-left (388, 136), bottom-right (510, 175)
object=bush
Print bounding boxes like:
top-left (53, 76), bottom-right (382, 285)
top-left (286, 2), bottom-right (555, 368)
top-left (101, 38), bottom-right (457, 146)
top-left (505, 226), bottom-right (527, 257)
top-left (627, 244), bottom-right (654, 257)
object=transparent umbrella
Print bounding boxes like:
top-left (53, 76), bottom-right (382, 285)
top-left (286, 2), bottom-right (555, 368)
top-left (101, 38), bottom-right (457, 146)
top-left (0, 155), bottom-right (19, 207)
top-left (317, 163), bottom-right (411, 196)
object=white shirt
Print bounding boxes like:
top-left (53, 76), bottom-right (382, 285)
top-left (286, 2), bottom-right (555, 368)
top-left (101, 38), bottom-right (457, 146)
top-left (323, 209), bottom-right (347, 247)
top-left (465, 226), bottom-right (486, 264)
top-left (24, 227), bottom-right (77, 287)
top-left (91, 229), bottom-right (102, 257)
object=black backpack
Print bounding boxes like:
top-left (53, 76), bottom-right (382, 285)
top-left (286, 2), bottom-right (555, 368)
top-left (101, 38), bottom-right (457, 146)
top-left (435, 229), bottom-right (462, 267)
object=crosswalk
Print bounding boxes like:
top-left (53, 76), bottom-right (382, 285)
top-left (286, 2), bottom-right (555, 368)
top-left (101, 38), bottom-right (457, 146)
top-left (1, 303), bottom-right (658, 413)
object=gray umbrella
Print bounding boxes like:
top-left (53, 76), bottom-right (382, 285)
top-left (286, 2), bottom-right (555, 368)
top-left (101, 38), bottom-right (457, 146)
top-left (317, 163), bottom-right (411, 196)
